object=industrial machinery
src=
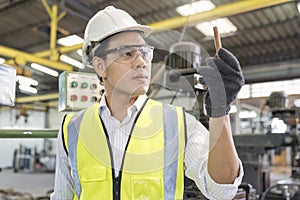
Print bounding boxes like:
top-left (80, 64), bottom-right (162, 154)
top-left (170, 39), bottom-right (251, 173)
top-left (163, 41), bottom-right (208, 127)
top-left (234, 91), bottom-right (300, 199)
top-left (162, 41), bottom-right (257, 199)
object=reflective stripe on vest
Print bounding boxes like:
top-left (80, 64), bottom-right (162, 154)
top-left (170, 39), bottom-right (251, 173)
top-left (63, 99), bottom-right (186, 200)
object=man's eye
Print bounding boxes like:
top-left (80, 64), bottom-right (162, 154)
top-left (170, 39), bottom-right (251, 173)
top-left (121, 50), bottom-right (133, 57)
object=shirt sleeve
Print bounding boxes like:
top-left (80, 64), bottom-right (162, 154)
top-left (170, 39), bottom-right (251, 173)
top-left (50, 129), bottom-right (75, 200)
top-left (184, 112), bottom-right (244, 200)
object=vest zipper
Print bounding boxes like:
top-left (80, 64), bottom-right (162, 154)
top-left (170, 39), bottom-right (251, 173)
top-left (114, 176), bottom-right (121, 200)
top-left (100, 99), bottom-right (148, 200)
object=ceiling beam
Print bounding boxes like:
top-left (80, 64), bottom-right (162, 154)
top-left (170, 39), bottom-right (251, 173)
top-left (148, 0), bottom-right (293, 30)
top-left (243, 60), bottom-right (300, 84)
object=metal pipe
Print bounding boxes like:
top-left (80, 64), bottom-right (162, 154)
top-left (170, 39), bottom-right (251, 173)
top-left (15, 93), bottom-right (59, 103)
top-left (0, 129), bottom-right (58, 138)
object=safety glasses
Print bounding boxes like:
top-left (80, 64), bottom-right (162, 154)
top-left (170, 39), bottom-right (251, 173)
top-left (97, 44), bottom-right (154, 64)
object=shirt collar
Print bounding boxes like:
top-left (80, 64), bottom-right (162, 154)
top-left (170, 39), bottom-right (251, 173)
top-left (98, 94), bottom-right (148, 115)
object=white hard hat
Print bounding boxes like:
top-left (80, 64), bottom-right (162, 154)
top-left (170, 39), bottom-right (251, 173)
top-left (82, 6), bottom-right (153, 67)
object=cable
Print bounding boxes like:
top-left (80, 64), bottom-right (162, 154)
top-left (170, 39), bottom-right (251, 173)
top-left (170, 90), bottom-right (179, 105)
top-left (178, 0), bottom-right (195, 42)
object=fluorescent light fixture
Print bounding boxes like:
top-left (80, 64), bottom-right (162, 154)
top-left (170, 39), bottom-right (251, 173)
top-left (57, 34), bottom-right (83, 46)
top-left (17, 75), bottom-right (38, 86)
top-left (19, 84), bottom-right (37, 94)
top-left (60, 55), bottom-right (84, 69)
top-left (237, 85), bottom-right (250, 99)
top-left (294, 99), bottom-right (300, 107)
top-left (229, 105), bottom-right (237, 113)
top-left (297, 2), bottom-right (300, 13)
top-left (0, 57), bottom-right (5, 64)
top-left (176, 0), bottom-right (238, 37)
top-left (31, 63), bottom-right (59, 77)
top-left (77, 49), bottom-right (82, 57)
top-left (239, 110), bottom-right (257, 119)
top-left (176, 0), bottom-right (215, 16)
top-left (196, 18), bottom-right (238, 37)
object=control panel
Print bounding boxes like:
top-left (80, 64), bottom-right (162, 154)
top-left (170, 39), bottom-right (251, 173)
top-left (58, 71), bottom-right (104, 112)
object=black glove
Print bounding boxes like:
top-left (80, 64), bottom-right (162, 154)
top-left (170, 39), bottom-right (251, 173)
top-left (197, 48), bottom-right (245, 117)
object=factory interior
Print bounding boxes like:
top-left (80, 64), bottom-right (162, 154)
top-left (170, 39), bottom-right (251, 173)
top-left (0, 0), bottom-right (300, 199)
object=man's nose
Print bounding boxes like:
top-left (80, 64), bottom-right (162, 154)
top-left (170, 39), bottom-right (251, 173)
top-left (132, 52), bottom-right (146, 68)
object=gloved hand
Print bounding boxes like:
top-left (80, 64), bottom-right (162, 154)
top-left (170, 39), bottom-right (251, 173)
top-left (197, 48), bottom-right (245, 118)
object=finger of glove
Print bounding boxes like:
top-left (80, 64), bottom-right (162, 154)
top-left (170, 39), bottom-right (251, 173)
top-left (198, 66), bottom-right (226, 107)
top-left (217, 48), bottom-right (241, 72)
top-left (197, 66), bottom-right (222, 86)
top-left (206, 57), bottom-right (241, 78)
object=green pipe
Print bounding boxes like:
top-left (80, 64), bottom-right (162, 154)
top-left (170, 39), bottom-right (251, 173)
top-left (0, 129), bottom-right (58, 138)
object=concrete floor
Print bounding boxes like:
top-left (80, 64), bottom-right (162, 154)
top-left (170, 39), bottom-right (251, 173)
top-left (0, 166), bottom-right (293, 199)
top-left (0, 169), bottom-right (54, 199)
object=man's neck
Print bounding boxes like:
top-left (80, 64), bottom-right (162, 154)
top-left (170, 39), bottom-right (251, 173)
top-left (105, 92), bottom-right (138, 122)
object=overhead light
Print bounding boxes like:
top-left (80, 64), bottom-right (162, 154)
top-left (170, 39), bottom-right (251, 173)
top-left (0, 57), bottom-right (5, 64)
top-left (176, 0), bottom-right (215, 16)
top-left (196, 18), bottom-right (238, 37)
top-left (57, 34), bottom-right (83, 46)
top-left (297, 2), bottom-right (300, 13)
top-left (19, 84), bottom-right (37, 94)
top-left (31, 63), bottom-right (59, 77)
top-left (237, 85), bottom-right (250, 99)
top-left (229, 105), bottom-right (237, 113)
top-left (239, 110), bottom-right (257, 119)
top-left (60, 55), bottom-right (84, 69)
top-left (176, 0), bottom-right (238, 37)
top-left (77, 49), bottom-right (82, 57)
top-left (17, 75), bottom-right (38, 86)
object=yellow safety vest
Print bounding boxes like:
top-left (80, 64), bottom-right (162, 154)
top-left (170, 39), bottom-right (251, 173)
top-left (62, 99), bottom-right (186, 200)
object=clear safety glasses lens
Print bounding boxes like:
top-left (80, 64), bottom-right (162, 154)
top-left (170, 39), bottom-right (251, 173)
top-left (101, 45), bottom-right (154, 64)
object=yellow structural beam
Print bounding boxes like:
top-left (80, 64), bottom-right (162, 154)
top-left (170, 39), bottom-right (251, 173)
top-left (42, 0), bottom-right (67, 61)
top-left (0, 45), bottom-right (73, 71)
top-left (15, 93), bottom-right (59, 103)
top-left (148, 0), bottom-right (293, 30)
top-left (5, 44), bottom-right (82, 66)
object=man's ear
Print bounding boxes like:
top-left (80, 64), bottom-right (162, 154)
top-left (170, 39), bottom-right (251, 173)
top-left (92, 57), bottom-right (107, 79)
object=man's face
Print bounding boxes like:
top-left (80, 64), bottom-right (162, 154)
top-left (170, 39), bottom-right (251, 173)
top-left (94, 31), bottom-right (152, 97)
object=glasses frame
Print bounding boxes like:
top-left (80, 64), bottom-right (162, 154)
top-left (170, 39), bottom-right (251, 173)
top-left (96, 44), bottom-right (154, 64)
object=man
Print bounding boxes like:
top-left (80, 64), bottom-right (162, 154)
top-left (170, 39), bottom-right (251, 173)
top-left (51, 6), bottom-right (244, 200)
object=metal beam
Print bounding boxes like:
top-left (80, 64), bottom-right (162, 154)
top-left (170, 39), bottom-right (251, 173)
top-left (148, 0), bottom-right (293, 30)
top-left (15, 93), bottom-right (59, 103)
top-left (0, 46), bottom-right (73, 71)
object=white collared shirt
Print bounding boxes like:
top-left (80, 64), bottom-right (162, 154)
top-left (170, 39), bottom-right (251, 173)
top-left (51, 94), bottom-right (243, 200)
